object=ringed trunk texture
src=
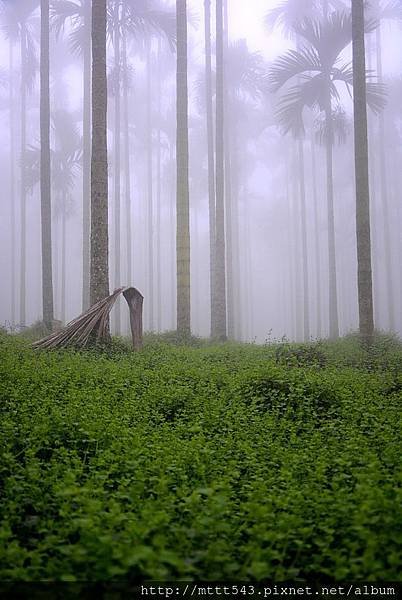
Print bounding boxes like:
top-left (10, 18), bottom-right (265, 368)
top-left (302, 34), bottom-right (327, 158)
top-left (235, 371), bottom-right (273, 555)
top-left (40, 0), bottom-right (54, 330)
top-left (176, 0), bottom-right (191, 334)
top-left (352, 0), bottom-right (374, 343)
top-left (90, 0), bottom-right (109, 306)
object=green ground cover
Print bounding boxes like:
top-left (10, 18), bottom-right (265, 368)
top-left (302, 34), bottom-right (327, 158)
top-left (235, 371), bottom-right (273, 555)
top-left (0, 330), bottom-right (401, 581)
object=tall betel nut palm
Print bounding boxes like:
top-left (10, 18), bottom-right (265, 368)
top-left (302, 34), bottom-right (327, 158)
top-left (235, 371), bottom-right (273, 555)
top-left (269, 10), bottom-right (385, 339)
top-left (90, 0), bottom-right (109, 306)
top-left (352, 0), bottom-right (374, 344)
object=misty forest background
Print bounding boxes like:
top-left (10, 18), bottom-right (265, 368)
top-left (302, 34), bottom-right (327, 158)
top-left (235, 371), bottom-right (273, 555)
top-left (0, 0), bottom-right (401, 344)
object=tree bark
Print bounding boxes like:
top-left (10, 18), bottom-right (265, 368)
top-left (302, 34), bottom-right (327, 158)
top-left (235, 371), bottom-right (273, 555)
top-left (90, 0), bottom-right (109, 306)
top-left (40, 0), bottom-right (54, 330)
top-left (176, 0), bottom-right (191, 335)
top-left (352, 0), bottom-right (374, 343)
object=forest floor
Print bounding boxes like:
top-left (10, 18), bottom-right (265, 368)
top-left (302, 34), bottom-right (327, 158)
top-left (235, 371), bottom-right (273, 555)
top-left (0, 329), bottom-right (401, 581)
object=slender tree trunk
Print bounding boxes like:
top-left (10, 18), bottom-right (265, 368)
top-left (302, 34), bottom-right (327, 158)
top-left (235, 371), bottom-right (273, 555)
top-left (214, 0), bottom-right (227, 340)
top-left (20, 24), bottom-right (27, 327)
top-left (156, 39), bottom-right (162, 332)
top-left (376, 24), bottom-right (395, 331)
top-left (204, 0), bottom-right (216, 337)
top-left (122, 26), bottom-right (132, 287)
top-left (176, 0), bottom-right (191, 334)
top-left (169, 143), bottom-right (176, 329)
top-left (310, 135), bottom-right (322, 338)
top-left (223, 0), bottom-right (235, 340)
top-left (352, 0), bottom-right (374, 343)
top-left (146, 40), bottom-right (154, 331)
top-left (231, 125), bottom-right (241, 339)
top-left (298, 138), bottom-right (310, 341)
top-left (325, 83), bottom-right (339, 338)
top-left (9, 41), bottom-right (16, 326)
top-left (113, 4), bottom-right (121, 333)
top-left (40, 0), bottom-right (54, 329)
top-left (61, 203), bottom-right (66, 324)
top-left (90, 0), bottom-right (109, 306)
top-left (82, 0), bottom-right (91, 311)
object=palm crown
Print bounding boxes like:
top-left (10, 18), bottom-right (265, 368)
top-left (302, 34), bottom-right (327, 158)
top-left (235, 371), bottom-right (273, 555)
top-left (269, 11), bottom-right (386, 138)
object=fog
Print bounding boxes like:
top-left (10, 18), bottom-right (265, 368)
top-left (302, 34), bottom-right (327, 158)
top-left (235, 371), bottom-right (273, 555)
top-left (0, 0), bottom-right (401, 343)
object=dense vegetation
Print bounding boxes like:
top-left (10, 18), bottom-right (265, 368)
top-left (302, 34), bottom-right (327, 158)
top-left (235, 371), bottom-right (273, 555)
top-left (0, 330), bottom-right (401, 581)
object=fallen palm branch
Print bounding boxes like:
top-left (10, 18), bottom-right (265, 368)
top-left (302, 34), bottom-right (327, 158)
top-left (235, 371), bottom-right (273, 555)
top-left (32, 287), bottom-right (143, 351)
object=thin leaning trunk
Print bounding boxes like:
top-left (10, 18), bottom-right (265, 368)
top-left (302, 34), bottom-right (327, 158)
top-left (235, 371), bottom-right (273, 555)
top-left (113, 5), bottom-right (121, 334)
top-left (213, 0), bottom-right (227, 340)
top-left (352, 0), bottom-right (374, 343)
top-left (20, 24), bottom-right (27, 327)
top-left (324, 85), bottom-right (339, 339)
top-left (176, 0), bottom-right (191, 334)
top-left (9, 41), bottom-right (16, 325)
top-left (40, 0), bottom-right (54, 329)
top-left (82, 0), bottom-right (91, 311)
top-left (376, 24), bottom-right (395, 331)
top-left (204, 0), bottom-right (216, 336)
top-left (90, 0), bottom-right (109, 307)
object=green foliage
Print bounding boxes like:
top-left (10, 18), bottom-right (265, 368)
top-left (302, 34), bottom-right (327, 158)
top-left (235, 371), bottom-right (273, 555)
top-left (0, 335), bottom-right (401, 581)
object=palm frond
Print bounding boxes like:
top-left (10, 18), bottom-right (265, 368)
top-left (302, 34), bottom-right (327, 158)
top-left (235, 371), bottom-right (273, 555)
top-left (123, 0), bottom-right (176, 51)
top-left (50, 0), bottom-right (83, 37)
top-left (366, 80), bottom-right (388, 114)
top-left (268, 46), bottom-right (321, 92)
top-left (295, 12), bottom-right (352, 70)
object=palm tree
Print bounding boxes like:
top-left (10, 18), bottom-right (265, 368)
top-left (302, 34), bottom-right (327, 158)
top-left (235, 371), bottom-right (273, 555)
top-left (176, 0), bottom-right (190, 335)
top-left (369, 0), bottom-right (402, 331)
top-left (269, 12), bottom-right (385, 338)
top-left (90, 0), bottom-right (109, 306)
top-left (40, 0), bottom-right (54, 330)
top-left (26, 109), bottom-right (82, 323)
top-left (50, 0), bottom-right (91, 311)
top-left (50, 8), bottom-right (87, 318)
top-left (1, 0), bottom-right (39, 327)
top-left (352, 0), bottom-right (374, 343)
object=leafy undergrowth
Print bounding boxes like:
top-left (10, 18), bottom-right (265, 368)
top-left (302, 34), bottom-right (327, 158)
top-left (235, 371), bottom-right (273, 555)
top-left (0, 331), bottom-right (401, 581)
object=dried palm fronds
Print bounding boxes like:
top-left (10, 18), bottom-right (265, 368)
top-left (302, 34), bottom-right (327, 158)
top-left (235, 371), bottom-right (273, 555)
top-left (32, 287), bottom-right (143, 351)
